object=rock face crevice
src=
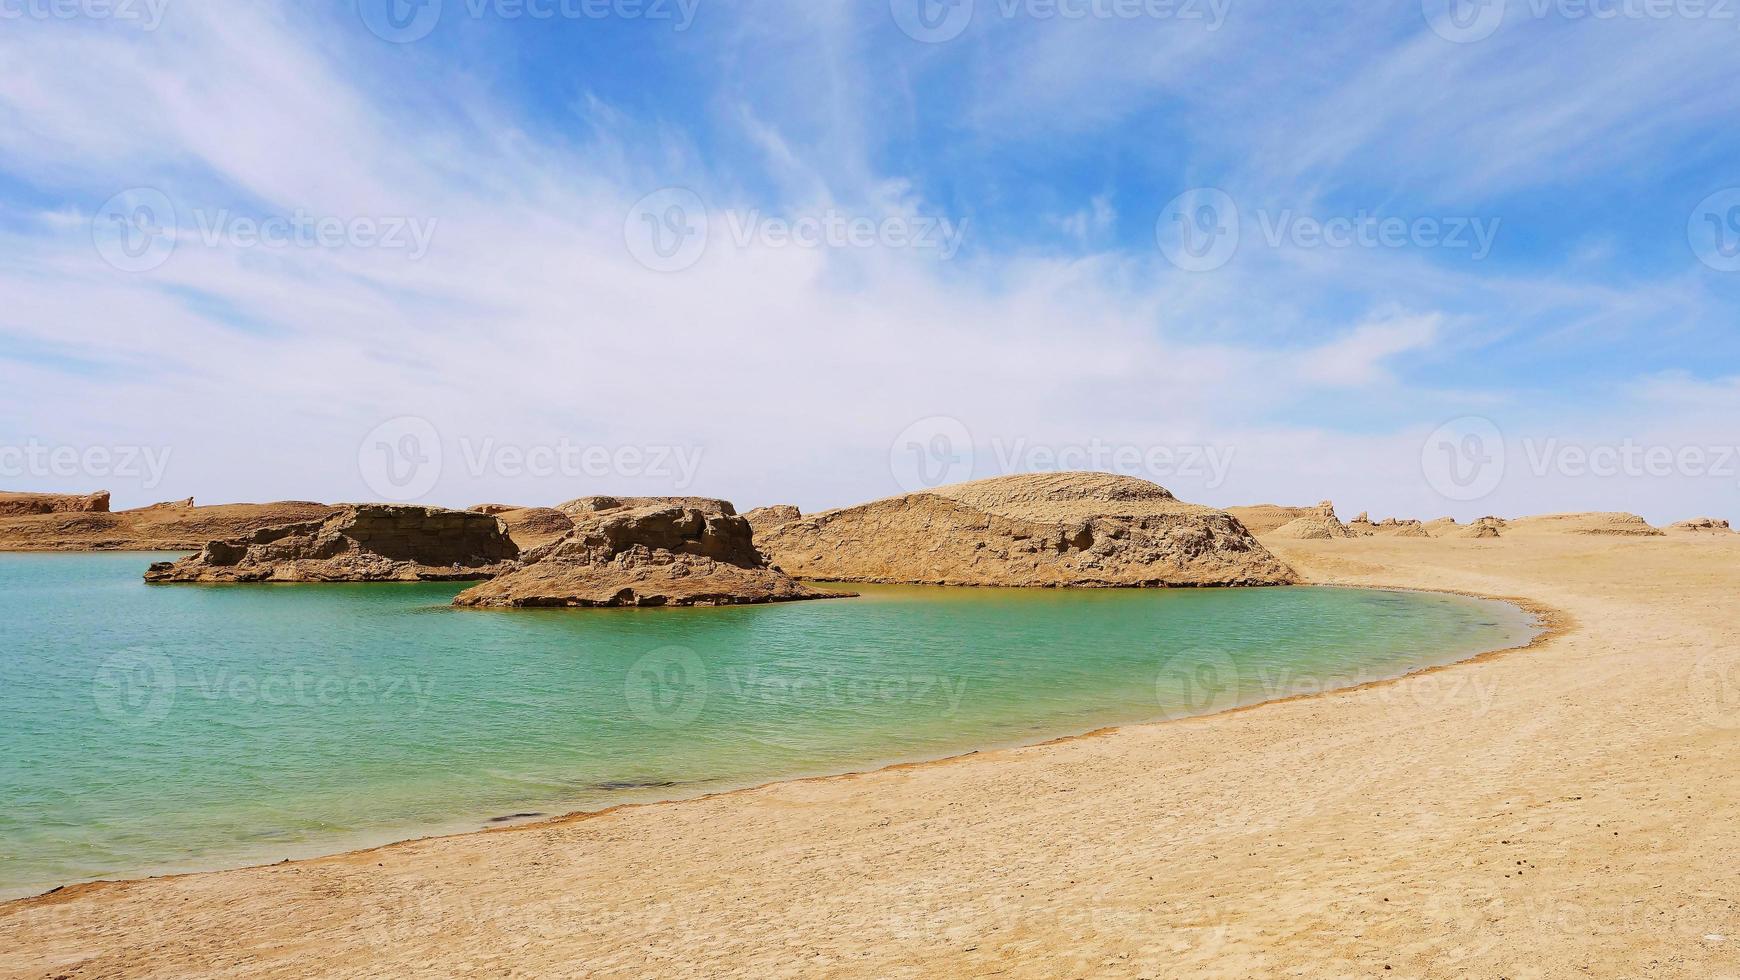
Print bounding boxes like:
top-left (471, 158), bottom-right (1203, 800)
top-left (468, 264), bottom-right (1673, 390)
top-left (454, 499), bottom-right (849, 608)
top-left (145, 505), bottom-right (519, 583)
top-left (756, 473), bottom-right (1296, 588)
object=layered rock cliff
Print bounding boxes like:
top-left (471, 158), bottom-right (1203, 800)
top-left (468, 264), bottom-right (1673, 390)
top-left (145, 505), bottom-right (519, 582)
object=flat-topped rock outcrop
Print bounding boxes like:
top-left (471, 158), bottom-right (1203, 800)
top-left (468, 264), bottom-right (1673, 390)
top-left (1668, 517), bottom-right (1732, 534)
top-left (145, 505), bottom-right (519, 583)
top-left (756, 472), bottom-right (1296, 588)
top-left (0, 490), bottom-right (111, 516)
top-left (1265, 502), bottom-right (1356, 540)
top-left (0, 498), bottom-right (340, 551)
top-left (1227, 501), bottom-right (1340, 536)
top-left (1505, 512), bottom-right (1663, 537)
top-left (454, 498), bottom-right (849, 608)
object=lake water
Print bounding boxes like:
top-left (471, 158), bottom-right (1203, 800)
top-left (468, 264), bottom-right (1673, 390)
top-left (0, 552), bottom-right (1539, 899)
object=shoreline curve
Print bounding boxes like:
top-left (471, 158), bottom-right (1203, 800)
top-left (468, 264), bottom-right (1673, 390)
top-left (6, 582), bottom-right (1570, 911)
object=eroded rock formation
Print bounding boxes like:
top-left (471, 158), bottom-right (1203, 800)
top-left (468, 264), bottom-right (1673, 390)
top-left (470, 505), bottom-right (577, 551)
top-left (0, 498), bottom-right (339, 551)
top-left (0, 490), bottom-right (111, 516)
top-left (1505, 513), bottom-right (1664, 537)
top-left (757, 473), bottom-right (1296, 588)
top-left (1266, 502), bottom-right (1357, 540)
top-left (145, 505), bottom-right (518, 582)
top-left (1668, 517), bottom-right (1732, 534)
top-left (454, 499), bottom-right (848, 608)
top-left (745, 505), bottom-right (802, 535)
top-left (1226, 501), bottom-right (1340, 536)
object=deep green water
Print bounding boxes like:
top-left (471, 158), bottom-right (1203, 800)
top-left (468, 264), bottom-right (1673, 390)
top-left (0, 553), bottom-right (1538, 899)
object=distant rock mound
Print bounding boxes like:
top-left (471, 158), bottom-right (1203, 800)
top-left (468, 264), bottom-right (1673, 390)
top-left (455, 500), bottom-right (848, 608)
top-left (1422, 517), bottom-right (1461, 537)
top-left (1506, 513), bottom-right (1664, 537)
top-left (745, 505), bottom-right (802, 534)
top-left (757, 473), bottom-right (1296, 588)
top-left (1456, 517), bottom-right (1505, 539)
top-left (1266, 502), bottom-right (1356, 540)
top-left (0, 490), bottom-right (111, 516)
top-left (557, 496), bottom-right (733, 518)
top-left (145, 505), bottom-right (519, 583)
top-left (1368, 518), bottom-right (1430, 538)
top-left (470, 505), bottom-right (576, 550)
top-left (1226, 501), bottom-right (1340, 536)
top-left (1668, 517), bottom-right (1732, 534)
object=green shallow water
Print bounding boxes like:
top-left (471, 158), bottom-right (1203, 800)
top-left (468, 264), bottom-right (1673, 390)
top-left (0, 552), bottom-right (1539, 899)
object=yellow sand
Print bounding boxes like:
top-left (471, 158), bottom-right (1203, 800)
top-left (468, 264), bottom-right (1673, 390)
top-left (4, 535), bottom-right (1738, 978)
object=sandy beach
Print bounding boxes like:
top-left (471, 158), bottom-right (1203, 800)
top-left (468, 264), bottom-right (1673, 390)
top-left (4, 533), bottom-right (1738, 978)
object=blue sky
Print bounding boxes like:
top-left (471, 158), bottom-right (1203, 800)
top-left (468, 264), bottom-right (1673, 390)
top-left (1, 0), bottom-right (1738, 522)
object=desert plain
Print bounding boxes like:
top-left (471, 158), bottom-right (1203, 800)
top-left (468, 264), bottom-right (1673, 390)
top-left (2, 511), bottom-right (1736, 978)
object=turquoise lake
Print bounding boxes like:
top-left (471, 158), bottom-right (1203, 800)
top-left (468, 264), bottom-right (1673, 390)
top-left (0, 552), bottom-right (1539, 899)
